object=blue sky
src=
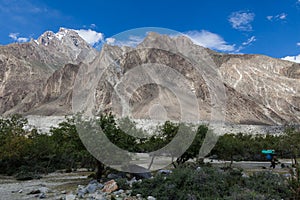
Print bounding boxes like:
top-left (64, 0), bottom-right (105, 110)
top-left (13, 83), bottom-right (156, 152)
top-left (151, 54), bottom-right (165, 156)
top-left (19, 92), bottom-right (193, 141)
top-left (1, 0), bottom-right (300, 62)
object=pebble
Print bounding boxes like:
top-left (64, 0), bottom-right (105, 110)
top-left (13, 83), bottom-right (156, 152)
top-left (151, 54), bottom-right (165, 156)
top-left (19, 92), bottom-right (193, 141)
top-left (65, 194), bottom-right (76, 200)
top-left (39, 193), bottom-right (46, 199)
top-left (147, 196), bottom-right (156, 200)
top-left (113, 189), bottom-right (124, 195)
top-left (39, 187), bottom-right (49, 194)
top-left (127, 177), bottom-right (137, 187)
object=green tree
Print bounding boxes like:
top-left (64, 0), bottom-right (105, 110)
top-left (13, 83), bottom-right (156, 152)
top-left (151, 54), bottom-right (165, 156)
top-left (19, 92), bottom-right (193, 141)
top-left (0, 114), bottom-right (35, 174)
top-left (143, 121), bottom-right (208, 168)
top-left (49, 117), bottom-right (93, 170)
top-left (279, 126), bottom-right (300, 165)
top-left (175, 125), bottom-right (207, 165)
top-left (213, 134), bottom-right (243, 166)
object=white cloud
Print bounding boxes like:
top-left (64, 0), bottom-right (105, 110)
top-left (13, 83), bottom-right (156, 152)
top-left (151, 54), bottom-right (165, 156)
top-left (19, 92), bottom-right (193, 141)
top-left (185, 30), bottom-right (235, 51)
top-left (266, 13), bottom-right (287, 21)
top-left (278, 13), bottom-right (287, 20)
top-left (105, 35), bottom-right (144, 47)
top-left (90, 24), bottom-right (97, 29)
top-left (228, 11), bottom-right (255, 31)
top-left (282, 55), bottom-right (300, 63)
top-left (242, 36), bottom-right (256, 46)
top-left (17, 37), bottom-right (29, 43)
top-left (297, 42), bottom-right (300, 46)
top-left (105, 31), bottom-right (235, 51)
top-left (105, 37), bottom-right (116, 45)
top-left (9, 33), bottom-right (18, 40)
top-left (234, 36), bottom-right (256, 52)
top-left (9, 33), bottom-right (29, 43)
top-left (74, 29), bottom-right (103, 46)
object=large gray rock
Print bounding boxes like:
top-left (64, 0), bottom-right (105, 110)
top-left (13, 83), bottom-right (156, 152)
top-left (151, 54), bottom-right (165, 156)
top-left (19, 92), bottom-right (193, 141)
top-left (121, 164), bottom-right (152, 179)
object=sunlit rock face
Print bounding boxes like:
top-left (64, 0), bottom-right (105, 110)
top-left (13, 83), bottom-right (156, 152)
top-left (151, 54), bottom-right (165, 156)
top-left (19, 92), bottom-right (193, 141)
top-left (0, 31), bottom-right (299, 126)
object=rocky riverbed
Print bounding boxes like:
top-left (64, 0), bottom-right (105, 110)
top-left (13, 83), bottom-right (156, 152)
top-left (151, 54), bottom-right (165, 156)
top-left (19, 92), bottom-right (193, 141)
top-left (0, 159), bottom-right (294, 200)
top-left (25, 115), bottom-right (288, 135)
top-left (0, 171), bottom-right (90, 200)
top-left (0, 169), bottom-right (155, 200)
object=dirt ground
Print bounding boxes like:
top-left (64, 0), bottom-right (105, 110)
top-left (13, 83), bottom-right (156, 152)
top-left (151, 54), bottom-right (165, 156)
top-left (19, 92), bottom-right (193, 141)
top-left (0, 170), bottom-right (91, 200)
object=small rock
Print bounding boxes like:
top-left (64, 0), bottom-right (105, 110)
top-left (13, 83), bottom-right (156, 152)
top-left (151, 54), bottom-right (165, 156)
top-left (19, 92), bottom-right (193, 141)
top-left (61, 190), bottom-right (67, 194)
top-left (120, 193), bottom-right (127, 198)
top-left (39, 193), bottom-right (46, 199)
top-left (18, 189), bottom-right (23, 193)
top-left (89, 179), bottom-right (98, 184)
top-left (113, 189), bottom-right (124, 195)
top-left (65, 194), bottom-right (76, 200)
top-left (241, 172), bottom-right (249, 178)
top-left (102, 180), bottom-right (118, 193)
top-left (39, 187), bottom-right (49, 193)
top-left (122, 164), bottom-right (152, 179)
top-left (107, 173), bottom-right (122, 179)
top-left (283, 173), bottom-right (292, 178)
top-left (127, 177), bottom-right (137, 187)
top-left (136, 194), bottom-right (142, 198)
top-left (27, 189), bottom-right (41, 195)
top-left (90, 193), bottom-right (106, 200)
top-left (158, 169), bottom-right (172, 175)
top-left (86, 183), bottom-right (98, 194)
top-left (77, 186), bottom-right (87, 198)
top-left (125, 190), bottom-right (132, 195)
top-left (147, 196), bottom-right (156, 200)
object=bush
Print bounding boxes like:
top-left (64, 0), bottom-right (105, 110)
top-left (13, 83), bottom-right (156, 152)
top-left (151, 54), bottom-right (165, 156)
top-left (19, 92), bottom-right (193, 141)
top-left (0, 115), bottom-right (95, 176)
top-left (211, 128), bottom-right (300, 163)
top-left (131, 166), bottom-right (291, 199)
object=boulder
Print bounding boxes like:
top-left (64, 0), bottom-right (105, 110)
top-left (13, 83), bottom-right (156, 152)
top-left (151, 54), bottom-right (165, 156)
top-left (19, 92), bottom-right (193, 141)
top-left (107, 173), bottom-right (123, 179)
top-left (157, 169), bottom-right (172, 175)
top-left (102, 180), bottom-right (118, 193)
top-left (122, 164), bottom-right (152, 179)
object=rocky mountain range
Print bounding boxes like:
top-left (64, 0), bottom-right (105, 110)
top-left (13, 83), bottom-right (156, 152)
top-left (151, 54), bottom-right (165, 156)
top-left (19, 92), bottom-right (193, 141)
top-left (0, 29), bottom-right (299, 126)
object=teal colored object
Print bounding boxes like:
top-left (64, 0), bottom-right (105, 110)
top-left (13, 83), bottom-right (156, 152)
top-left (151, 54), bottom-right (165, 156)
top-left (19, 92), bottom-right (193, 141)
top-left (261, 149), bottom-right (275, 154)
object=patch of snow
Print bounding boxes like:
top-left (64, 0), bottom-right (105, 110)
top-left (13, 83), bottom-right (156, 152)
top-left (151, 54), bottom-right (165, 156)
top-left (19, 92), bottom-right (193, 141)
top-left (55, 32), bottom-right (65, 40)
top-left (55, 28), bottom-right (68, 40)
top-left (282, 55), bottom-right (300, 63)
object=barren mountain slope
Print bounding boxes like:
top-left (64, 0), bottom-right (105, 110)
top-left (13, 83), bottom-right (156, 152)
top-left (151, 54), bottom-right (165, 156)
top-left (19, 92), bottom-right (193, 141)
top-left (0, 32), bottom-right (299, 125)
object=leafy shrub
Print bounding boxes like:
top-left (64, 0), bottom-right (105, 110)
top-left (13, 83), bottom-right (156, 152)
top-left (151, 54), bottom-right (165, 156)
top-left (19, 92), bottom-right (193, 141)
top-left (132, 166), bottom-right (291, 199)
